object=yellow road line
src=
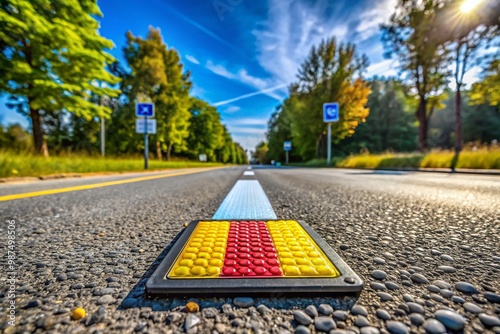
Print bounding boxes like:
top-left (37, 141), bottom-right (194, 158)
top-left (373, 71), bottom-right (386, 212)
top-left (0, 167), bottom-right (225, 202)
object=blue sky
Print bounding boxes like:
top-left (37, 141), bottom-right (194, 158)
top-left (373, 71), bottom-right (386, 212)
top-left (0, 0), bottom-right (485, 150)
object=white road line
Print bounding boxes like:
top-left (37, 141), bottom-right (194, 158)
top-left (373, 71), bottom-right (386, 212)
top-left (243, 171), bottom-right (255, 176)
top-left (212, 180), bottom-right (277, 220)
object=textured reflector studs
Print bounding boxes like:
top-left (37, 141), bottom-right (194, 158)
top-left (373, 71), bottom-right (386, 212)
top-left (221, 221), bottom-right (282, 277)
top-left (168, 221), bottom-right (230, 278)
top-left (267, 220), bottom-right (341, 277)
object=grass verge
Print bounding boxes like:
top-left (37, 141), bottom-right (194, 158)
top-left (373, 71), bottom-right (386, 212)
top-left (292, 148), bottom-right (500, 170)
top-left (0, 151), bottom-right (226, 178)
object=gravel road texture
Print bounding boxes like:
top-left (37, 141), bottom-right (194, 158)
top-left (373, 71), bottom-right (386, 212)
top-left (0, 166), bottom-right (499, 334)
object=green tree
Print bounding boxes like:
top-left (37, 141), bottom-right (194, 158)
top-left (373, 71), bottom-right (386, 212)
top-left (339, 78), bottom-right (418, 153)
top-left (186, 98), bottom-right (224, 161)
top-left (470, 58), bottom-right (500, 106)
top-left (285, 37), bottom-right (371, 160)
top-left (265, 104), bottom-right (300, 163)
top-left (0, 123), bottom-right (32, 152)
top-left (382, 0), bottom-right (450, 151)
top-left (252, 141), bottom-right (269, 164)
top-left (435, 0), bottom-right (500, 152)
top-left (124, 27), bottom-right (191, 160)
top-left (0, 0), bottom-right (120, 155)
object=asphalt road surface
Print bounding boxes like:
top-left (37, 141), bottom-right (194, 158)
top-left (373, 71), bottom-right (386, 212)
top-left (1, 166), bottom-right (499, 334)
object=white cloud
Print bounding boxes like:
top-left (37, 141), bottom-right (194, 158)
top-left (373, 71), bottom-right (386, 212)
top-left (213, 83), bottom-right (287, 106)
top-left (185, 55), bottom-right (200, 65)
top-left (367, 59), bottom-right (398, 78)
top-left (206, 61), bottom-right (287, 101)
top-left (355, 0), bottom-right (397, 42)
top-left (224, 105), bottom-right (241, 113)
top-left (252, 0), bottom-right (398, 85)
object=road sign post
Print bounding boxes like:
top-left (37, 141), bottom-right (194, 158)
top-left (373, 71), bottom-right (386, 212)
top-left (284, 141), bottom-right (292, 164)
top-left (323, 103), bottom-right (340, 166)
top-left (136, 103), bottom-right (155, 169)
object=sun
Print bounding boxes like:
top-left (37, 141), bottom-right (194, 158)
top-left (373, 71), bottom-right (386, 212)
top-left (461, 0), bottom-right (481, 13)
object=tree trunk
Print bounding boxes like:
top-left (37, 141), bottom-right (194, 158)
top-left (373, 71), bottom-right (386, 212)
top-left (455, 87), bottom-right (463, 153)
top-left (156, 140), bottom-right (162, 160)
top-left (30, 107), bottom-right (49, 157)
top-left (417, 97), bottom-right (428, 152)
top-left (166, 144), bottom-right (172, 161)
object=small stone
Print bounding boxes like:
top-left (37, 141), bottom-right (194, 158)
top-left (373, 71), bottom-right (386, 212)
top-left (134, 322), bottom-right (147, 332)
top-left (431, 250), bottom-right (441, 256)
top-left (23, 299), bottom-right (42, 309)
top-left (293, 310), bottom-right (312, 326)
top-left (166, 312), bottom-right (182, 324)
top-left (407, 302), bottom-right (424, 314)
top-left (333, 310), bottom-right (348, 321)
top-left (231, 318), bottom-right (244, 327)
top-left (485, 292), bottom-right (500, 304)
top-left (185, 314), bottom-right (201, 330)
top-left (35, 316), bottom-right (54, 330)
top-left (257, 304), bottom-right (271, 316)
top-left (455, 282), bottom-right (479, 294)
top-left (122, 298), bottom-right (137, 309)
top-left (402, 294), bottom-right (414, 303)
top-left (452, 296), bottom-right (465, 304)
top-left (371, 270), bottom-right (387, 280)
top-left (215, 323), bottom-right (227, 333)
top-left (409, 313), bottom-right (425, 326)
top-left (377, 292), bottom-right (394, 302)
top-left (370, 282), bottom-right (386, 290)
top-left (373, 257), bottom-right (386, 264)
top-left (385, 282), bottom-right (399, 290)
top-left (435, 309), bottom-right (466, 331)
top-left (433, 280), bottom-right (451, 290)
top-left (318, 304), bottom-right (334, 315)
top-left (410, 273), bottom-right (429, 284)
top-left (96, 295), bottom-right (115, 305)
top-left (71, 283), bottom-right (84, 289)
top-left (427, 285), bottom-right (440, 293)
top-left (352, 305), bottom-right (368, 316)
top-left (401, 281), bottom-right (413, 287)
top-left (233, 297), bottom-right (254, 308)
top-left (360, 327), bottom-right (380, 334)
top-left (386, 321), bottom-right (409, 334)
top-left (294, 325), bottom-right (310, 334)
top-left (437, 266), bottom-right (456, 273)
top-left (315, 316), bottom-right (337, 331)
top-left (464, 302), bottom-right (483, 314)
top-left (340, 245), bottom-right (349, 250)
top-left (479, 314), bottom-right (500, 328)
top-left (186, 301), bottom-right (200, 313)
top-left (423, 319), bottom-right (446, 334)
top-left (440, 254), bottom-right (454, 262)
top-left (202, 307), bottom-right (218, 318)
top-left (440, 289), bottom-right (453, 298)
top-left (305, 305), bottom-right (318, 318)
top-left (86, 306), bottom-right (106, 326)
top-left (222, 304), bottom-right (232, 313)
top-left (354, 316), bottom-right (370, 327)
top-left (430, 293), bottom-right (445, 303)
top-left (54, 308), bottom-right (69, 315)
top-left (376, 309), bottom-right (391, 320)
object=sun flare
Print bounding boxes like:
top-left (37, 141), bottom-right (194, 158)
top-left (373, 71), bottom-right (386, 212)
top-left (461, 0), bottom-right (481, 13)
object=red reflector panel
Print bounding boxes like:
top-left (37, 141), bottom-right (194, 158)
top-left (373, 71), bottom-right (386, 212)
top-left (221, 221), bottom-right (282, 277)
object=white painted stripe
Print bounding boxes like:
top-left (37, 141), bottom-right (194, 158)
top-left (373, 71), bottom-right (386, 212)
top-left (212, 180), bottom-right (277, 220)
top-left (243, 171), bottom-right (255, 176)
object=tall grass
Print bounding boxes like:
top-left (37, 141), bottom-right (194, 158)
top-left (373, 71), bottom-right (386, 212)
top-left (0, 151), bottom-right (225, 178)
top-left (289, 147), bottom-right (500, 170)
top-left (338, 147), bottom-right (500, 170)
